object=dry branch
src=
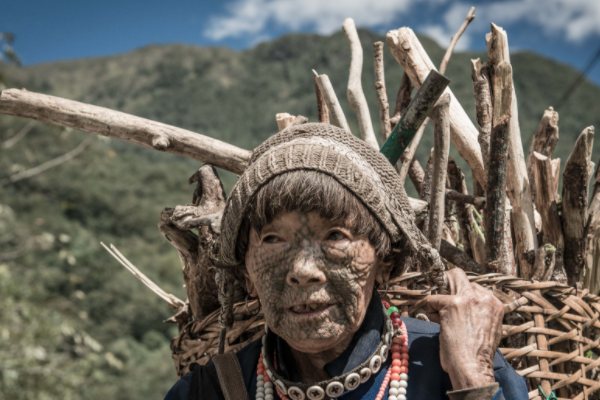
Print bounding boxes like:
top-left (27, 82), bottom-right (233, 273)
top-left (440, 239), bottom-right (484, 274)
top-left (420, 148), bottom-right (435, 235)
top-left (158, 165), bottom-right (227, 319)
top-left (374, 42), bottom-right (391, 142)
top-left (533, 151), bottom-right (566, 283)
top-left (101, 243), bottom-right (185, 309)
top-left (487, 23), bottom-right (538, 279)
top-left (527, 107), bottom-right (559, 203)
top-left (445, 188), bottom-right (486, 209)
top-left (312, 70), bottom-right (329, 124)
top-left (391, 72), bottom-right (412, 130)
top-left (551, 159), bottom-right (561, 199)
top-left (314, 72), bottom-right (351, 133)
top-left (439, 7), bottom-right (476, 75)
top-left (1, 136), bottom-right (92, 186)
top-left (0, 89), bottom-right (251, 174)
top-left (530, 244), bottom-right (556, 281)
top-left (485, 113), bottom-right (511, 273)
top-left (588, 162), bottom-right (600, 237)
top-left (471, 59), bottom-right (492, 175)
top-left (343, 18), bottom-right (379, 149)
top-left (398, 121), bottom-right (426, 184)
top-left (386, 28), bottom-right (486, 187)
top-left (407, 158), bottom-right (425, 195)
top-left (447, 160), bottom-right (475, 258)
top-left (276, 113), bottom-right (295, 131)
top-left (562, 126), bottom-right (594, 284)
top-left (428, 94), bottom-right (451, 250)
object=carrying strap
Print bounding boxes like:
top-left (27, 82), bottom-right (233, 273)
top-left (213, 352), bottom-right (251, 400)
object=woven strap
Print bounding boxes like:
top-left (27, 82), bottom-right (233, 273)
top-left (213, 352), bottom-right (251, 400)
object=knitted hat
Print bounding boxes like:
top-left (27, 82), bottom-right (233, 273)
top-left (219, 123), bottom-right (446, 289)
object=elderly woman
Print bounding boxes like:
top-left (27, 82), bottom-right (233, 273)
top-left (165, 124), bottom-right (528, 400)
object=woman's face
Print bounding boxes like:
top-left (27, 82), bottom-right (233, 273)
top-left (245, 211), bottom-right (389, 354)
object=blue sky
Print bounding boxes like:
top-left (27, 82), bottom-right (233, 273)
top-left (3, 0), bottom-right (600, 87)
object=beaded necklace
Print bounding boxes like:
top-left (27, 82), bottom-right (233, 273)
top-left (256, 301), bottom-right (409, 400)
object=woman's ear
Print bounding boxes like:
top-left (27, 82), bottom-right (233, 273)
top-left (245, 272), bottom-right (258, 297)
top-left (375, 260), bottom-right (393, 286)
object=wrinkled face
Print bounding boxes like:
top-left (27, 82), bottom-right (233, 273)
top-left (245, 211), bottom-right (388, 354)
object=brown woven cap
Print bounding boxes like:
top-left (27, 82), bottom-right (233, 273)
top-left (220, 123), bottom-right (446, 288)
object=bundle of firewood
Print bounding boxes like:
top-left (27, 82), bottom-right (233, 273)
top-left (3, 7), bottom-right (600, 397)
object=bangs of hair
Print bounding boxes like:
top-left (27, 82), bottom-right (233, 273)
top-left (236, 171), bottom-right (411, 272)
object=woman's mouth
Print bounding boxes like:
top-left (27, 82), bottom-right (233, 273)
top-left (288, 303), bottom-right (334, 316)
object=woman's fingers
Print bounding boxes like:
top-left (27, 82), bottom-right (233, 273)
top-left (446, 268), bottom-right (473, 295)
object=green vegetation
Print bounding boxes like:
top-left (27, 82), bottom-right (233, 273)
top-left (1, 29), bottom-right (600, 399)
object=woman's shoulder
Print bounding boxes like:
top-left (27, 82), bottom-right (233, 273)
top-left (163, 337), bottom-right (262, 400)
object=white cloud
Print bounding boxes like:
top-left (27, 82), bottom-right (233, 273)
top-left (204, 0), bottom-right (600, 50)
top-left (204, 0), bottom-right (447, 41)
top-left (437, 0), bottom-right (600, 50)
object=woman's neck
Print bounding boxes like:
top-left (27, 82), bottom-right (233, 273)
top-left (288, 335), bottom-right (354, 383)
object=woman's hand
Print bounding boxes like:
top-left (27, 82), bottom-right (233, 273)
top-left (426, 268), bottom-right (504, 390)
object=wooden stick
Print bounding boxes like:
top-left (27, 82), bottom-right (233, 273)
top-left (440, 239), bottom-right (484, 274)
top-left (562, 126), bottom-right (594, 284)
top-left (420, 148), bottom-right (435, 235)
top-left (445, 188), bottom-right (486, 209)
top-left (0, 89), bottom-right (252, 174)
top-left (471, 59), bottom-right (492, 177)
top-left (386, 28), bottom-right (486, 187)
top-left (312, 70), bottom-right (329, 124)
top-left (101, 243), bottom-right (185, 309)
top-left (588, 162), bottom-right (600, 237)
top-left (551, 158), bottom-right (561, 200)
top-left (374, 42), bottom-right (391, 143)
top-left (380, 70), bottom-right (449, 165)
top-left (408, 158), bottom-right (425, 195)
top-left (447, 160), bottom-right (475, 258)
top-left (484, 61), bottom-right (512, 273)
top-left (439, 7), bottom-right (476, 75)
top-left (530, 244), bottom-right (556, 281)
top-left (276, 113), bottom-right (295, 131)
top-left (487, 23), bottom-right (538, 279)
top-left (501, 201), bottom-right (517, 277)
top-left (526, 107), bottom-right (559, 203)
top-left (314, 72), bottom-right (352, 133)
top-left (398, 120), bottom-right (427, 184)
top-left (390, 72), bottom-right (412, 130)
top-left (428, 93), bottom-right (451, 250)
top-left (399, 11), bottom-right (472, 186)
top-left (533, 151), bottom-right (566, 283)
top-left (485, 113), bottom-right (511, 273)
top-left (343, 18), bottom-right (379, 150)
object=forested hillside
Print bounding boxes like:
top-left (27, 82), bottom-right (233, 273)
top-left (1, 28), bottom-right (600, 399)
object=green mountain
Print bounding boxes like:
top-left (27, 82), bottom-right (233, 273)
top-left (1, 29), bottom-right (599, 399)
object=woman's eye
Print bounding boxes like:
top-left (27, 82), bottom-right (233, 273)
top-left (326, 231), bottom-right (346, 241)
top-left (263, 235), bottom-right (280, 244)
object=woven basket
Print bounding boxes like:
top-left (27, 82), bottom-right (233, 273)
top-left (170, 273), bottom-right (600, 399)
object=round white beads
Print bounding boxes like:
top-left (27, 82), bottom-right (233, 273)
top-left (287, 386), bottom-right (305, 400)
top-left (380, 345), bottom-right (388, 361)
top-left (369, 355), bottom-right (382, 374)
top-left (325, 382), bottom-right (344, 398)
top-left (359, 367), bottom-right (372, 383)
top-left (306, 386), bottom-right (324, 400)
top-left (344, 373), bottom-right (361, 390)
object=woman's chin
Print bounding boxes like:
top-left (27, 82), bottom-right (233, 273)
top-left (283, 331), bottom-right (348, 354)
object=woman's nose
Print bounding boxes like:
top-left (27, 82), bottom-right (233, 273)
top-left (286, 253), bottom-right (327, 287)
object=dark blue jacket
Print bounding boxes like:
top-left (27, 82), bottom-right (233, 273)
top-left (165, 299), bottom-right (528, 400)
